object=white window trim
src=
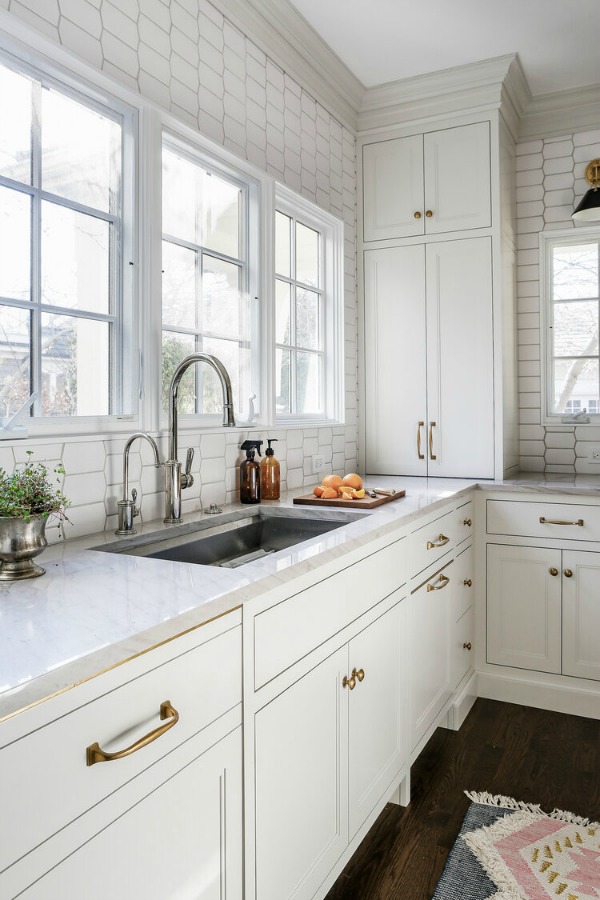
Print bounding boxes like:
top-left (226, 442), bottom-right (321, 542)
top-left (273, 183), bottom-right (345, 427)
top-left (540, 225), bottom-right (600, 426)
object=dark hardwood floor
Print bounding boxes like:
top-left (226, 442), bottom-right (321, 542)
top-left (325, 698), bottom-right (600, 900)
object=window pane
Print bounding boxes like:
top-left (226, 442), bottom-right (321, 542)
top-left (296, 288), bottom-right (319, 350)
top-left (204, 336), bottom-right (251, 416)
top-left (0, 63), bottom-right (32, 183)
top-left (552, 357), bottom-right (599, 414)
top-left (203, 171), bottom-right (240, 258)
top-left (203, 257), bottom-right (246, 339)
top-left (162, 241), bottom-right (196, 329)
top-left (275, 348), bottom-right (291, 414)
top-left (0, 187), bottom-right (31, 302)
top-left (0, 305), bottom-right (31, 417)
top-left (275, 211), bottom-right (291, 278)
top-left (162, 331), bottom-right (195, 412)
top-left (162, 149), bottom-right (198, 244)
top-left (42, 202), bottom-right (110, 314)
top-left (41, 313), bottom-right (109, 416)
top-left (42, 88), bottom-right (121, 213)
top-left (553, 244), bottom-right (598, 301)
top-left (296, 351), bottom-right (321, 414)
top-left (276, 280), bottom-right (291, 345)
top-left (296, 221), bottom-right (319, 287)
top-left (553, 300), bottom-right (599, 357)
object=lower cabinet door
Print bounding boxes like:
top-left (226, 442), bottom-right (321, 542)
top-left (562, 550), bottom-right (600, 681)
top-left (487, 544), bottom-right (561, 674)
top-left (21, 726), bottom-right (243, 900)
top-left (348, 599), bottom-right (407, 839)
top-left (254, 647), bottom-right (348, 900)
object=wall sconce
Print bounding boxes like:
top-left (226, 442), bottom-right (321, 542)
top-left (572, 158), bottom-right (600, 222)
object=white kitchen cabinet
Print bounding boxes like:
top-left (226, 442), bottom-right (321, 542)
top-left (253, 599), bottom-right (407, 900)
top-left (562, 550), bottom-right (600, 680)
top-left (362, 121), bottom-right (491, 241)
top-left (364, 236), bottom-right (494, 477)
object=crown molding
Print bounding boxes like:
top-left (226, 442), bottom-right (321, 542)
top-left (519, 83), bottom-right (600, 141)
top-left (210, 0), bottom-right (363, 131)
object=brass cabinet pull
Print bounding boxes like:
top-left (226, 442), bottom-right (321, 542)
top-left (352, 667), bottom-right (365, 683)
top-left (564, 569), bottom-right (573, 578)
top-left (463, 642), bottom-right (472, 651)
top-left (464, 578), bottom-right (473, 587)
top-left (343, 674), bottom-right (356, 690)
top-left (427, 573), bottom-right (450, 592)
top-left (417, 421), bottom-right (425, 460)
top-left (429, 421), bottom-right (437, 460)
top-left (425, 210), bottom-right (433, 217)
top-left (414, 210), bottom-right (422, 219)
top-left (539, 516), bottom-right (584, 527)
top-left (549, 567), bottom-right (559, 576)
top-left (427, 533), bottom-right (450, 550)
top-left (463, 519), bottom-right (472, 527)
top-left (86, 700), bottom-right (179, 767)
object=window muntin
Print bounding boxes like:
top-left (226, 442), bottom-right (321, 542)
top-left (544, 233), bottom-right (600, 420)
top-left (0, 55), bottom-right (131, 421)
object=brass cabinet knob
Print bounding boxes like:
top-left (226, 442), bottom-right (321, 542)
top-left (414, 211), bottom-right (422, 219)
top-left (425, 209), bottom-right (433, 217)
top-left (549, 567), bottom-right (558, 576)
top-left (352, 667), bottom-right (365, 683)
top-left (343, 674), bottom-right (356, 690)
top-left (463, 642), bottom-right (472, 651)
top-left (564, 569), bottom-right (573, 578)
top-left (463, 518), bottom-right (472, 527)
top-left (464, 578), bottom-right (472, 587)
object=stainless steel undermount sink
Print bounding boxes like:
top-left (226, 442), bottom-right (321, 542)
top-left (94, 507), bottom-right (368, 569)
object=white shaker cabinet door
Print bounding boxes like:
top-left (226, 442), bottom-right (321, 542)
top-left (364, 244), bottom-right (427, 475)
top-left (362, 135), bottom-right (424, 241)
top-left (487, 544), bottom-right (562, 674)
top-left (562, 550), bottom-right (600, 681)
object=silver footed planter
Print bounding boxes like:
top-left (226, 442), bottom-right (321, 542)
top-left (0, 515), bottom-right (49, 581)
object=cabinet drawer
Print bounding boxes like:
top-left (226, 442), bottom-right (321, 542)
top-left (456, 500), bottom-right (473, 545)
top-left (0, 623), bottom-right (241, 873)
top-left (409, 508), bottom-right (455, 577)
top-left (487, 499), bottom-right (600, 542)
top-left (254, 537), bottom-right (406, 689)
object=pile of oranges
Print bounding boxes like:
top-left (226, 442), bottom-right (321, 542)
top-left (313, 473), bottom-right (365, 501)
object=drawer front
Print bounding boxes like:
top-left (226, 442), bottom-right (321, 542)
top-left (452, 544), bottom-right (474, 622)
top-left (487, 499), bottom-right (600, 542)
top-left (254, 536), bottom-right (406, 689)
top-left (409, 509), bottom-right (455, 577)
top-left (452, 605), bottom-right (474, 689)
top-left (0, 624), bottom-right (241, 873)
top-left (456, 500), bottom-right (474, 545)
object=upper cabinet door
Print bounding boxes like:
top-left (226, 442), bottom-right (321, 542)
top-left (424, 121), bottom-right (491, 234)
top-left (363, 135), bottom-right (424, 241)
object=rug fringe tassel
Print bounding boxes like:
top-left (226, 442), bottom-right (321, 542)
top-left (465, 791), bottom-right (600, 829)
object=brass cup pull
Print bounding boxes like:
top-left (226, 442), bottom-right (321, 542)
top-left (463, 519), bottom-right (472, 527)
top-left (427, 533), bottom-right (450, 550)
top-left (463, 642), bottom-right (472, 651)
top-left (343, 674), bottom-right (357, 690)
top-left (549, 567), bottom-right (559, 576)
top-left (417, 421), bottom-right (425, 460)
top-left (429, 421), bottom-right (437, 460)
top-left (564, 569), bottom-right (573, 578)
top-left (464, 578), bottom-right (473, 587)
top-left (414, 210), bottom-right (422, 219)
top-left (86, 700), bottom-right (179, 767)
top-left (427, 573), bottom-right (450, 592)
top-left (539, 517), bottom-right (584, 527)
top-left (425, 209), bottom-right (433, 218)
top-left (352, 667), bottom-right (365, 683)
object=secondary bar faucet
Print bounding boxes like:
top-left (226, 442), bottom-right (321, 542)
top-left (164, 353), bottom-right (236, 524)
top-left (115, 432), bottom-right (162, 535)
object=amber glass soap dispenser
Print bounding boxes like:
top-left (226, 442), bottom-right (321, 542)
top-left (240, 440), bottom-right (262, 503)
top-left (261, 438), bottom-right (280, 500)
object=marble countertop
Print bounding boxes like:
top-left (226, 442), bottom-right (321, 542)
top-left (2, 472), bottom-right (600, 721)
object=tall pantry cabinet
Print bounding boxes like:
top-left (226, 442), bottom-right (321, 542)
top-left (359, 114), bottom-right (516, 479)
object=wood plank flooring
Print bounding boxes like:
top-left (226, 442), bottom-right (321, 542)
top-left (325, 698), bottom-right (600, 899)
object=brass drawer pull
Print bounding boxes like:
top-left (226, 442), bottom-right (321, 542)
top-left (463, 518), bottom-right (472, 527)
top-left (463, 642), bottom-right (472, 651)
top-left (429, 421), bottom-right (437, 460)
top-left (427, 533), bottom-right (449, 550)
top-left (86, 700), bottom-right (179, 767)
top-left (427, 573), bottom-right (450, 592)
top-left (464, 578), bottom-right (472, 587)
top-left (417, 421), bottom-right (425, 460)
top-left (343, 674), bottom-right (356, 690)
top-left (352, 667), bottom-right (365, 683)
top-left (539, 516), bottom-right (584, 527)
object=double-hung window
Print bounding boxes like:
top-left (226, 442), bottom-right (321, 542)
top-left (542, 229), bottom-right (600, 422)
top-left (0, 52), bottom-right (134, 425)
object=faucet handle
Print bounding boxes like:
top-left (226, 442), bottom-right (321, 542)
top-left (131, 487), bottom-right (140, 519)
top-left (182, 447), bottom-right (195, 489)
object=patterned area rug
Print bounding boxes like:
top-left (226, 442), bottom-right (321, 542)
top-left (432, 792), bottom-right (600, 899)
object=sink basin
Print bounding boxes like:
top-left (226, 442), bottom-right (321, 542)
top-left (95, 507), bottom-right (367, 569)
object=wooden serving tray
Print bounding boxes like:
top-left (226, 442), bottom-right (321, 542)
top-left (293, 489), bottom-right (406, 510)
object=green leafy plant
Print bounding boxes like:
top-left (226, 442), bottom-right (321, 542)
top-left (0, 452), bottom-right (70, 522)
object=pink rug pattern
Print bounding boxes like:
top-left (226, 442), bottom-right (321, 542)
top-left (464, 793), bottom-right (600, 899)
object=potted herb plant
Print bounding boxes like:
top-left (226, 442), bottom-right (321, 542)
top-left (0, 452), bottom-right (70, 581)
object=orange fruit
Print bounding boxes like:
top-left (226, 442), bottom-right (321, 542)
top-left (342, 473), bottom-right (362, 490)
top-left (313, 485), bottom-right (324, 497)
top-left (353, 488), bottom-right (365, 499)
top-left (322, 474), bottom-right (343, 490)
top-left (321, 486), bottom-right (338, 499)
top-left (339, 489), bottom-right (355, 500)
